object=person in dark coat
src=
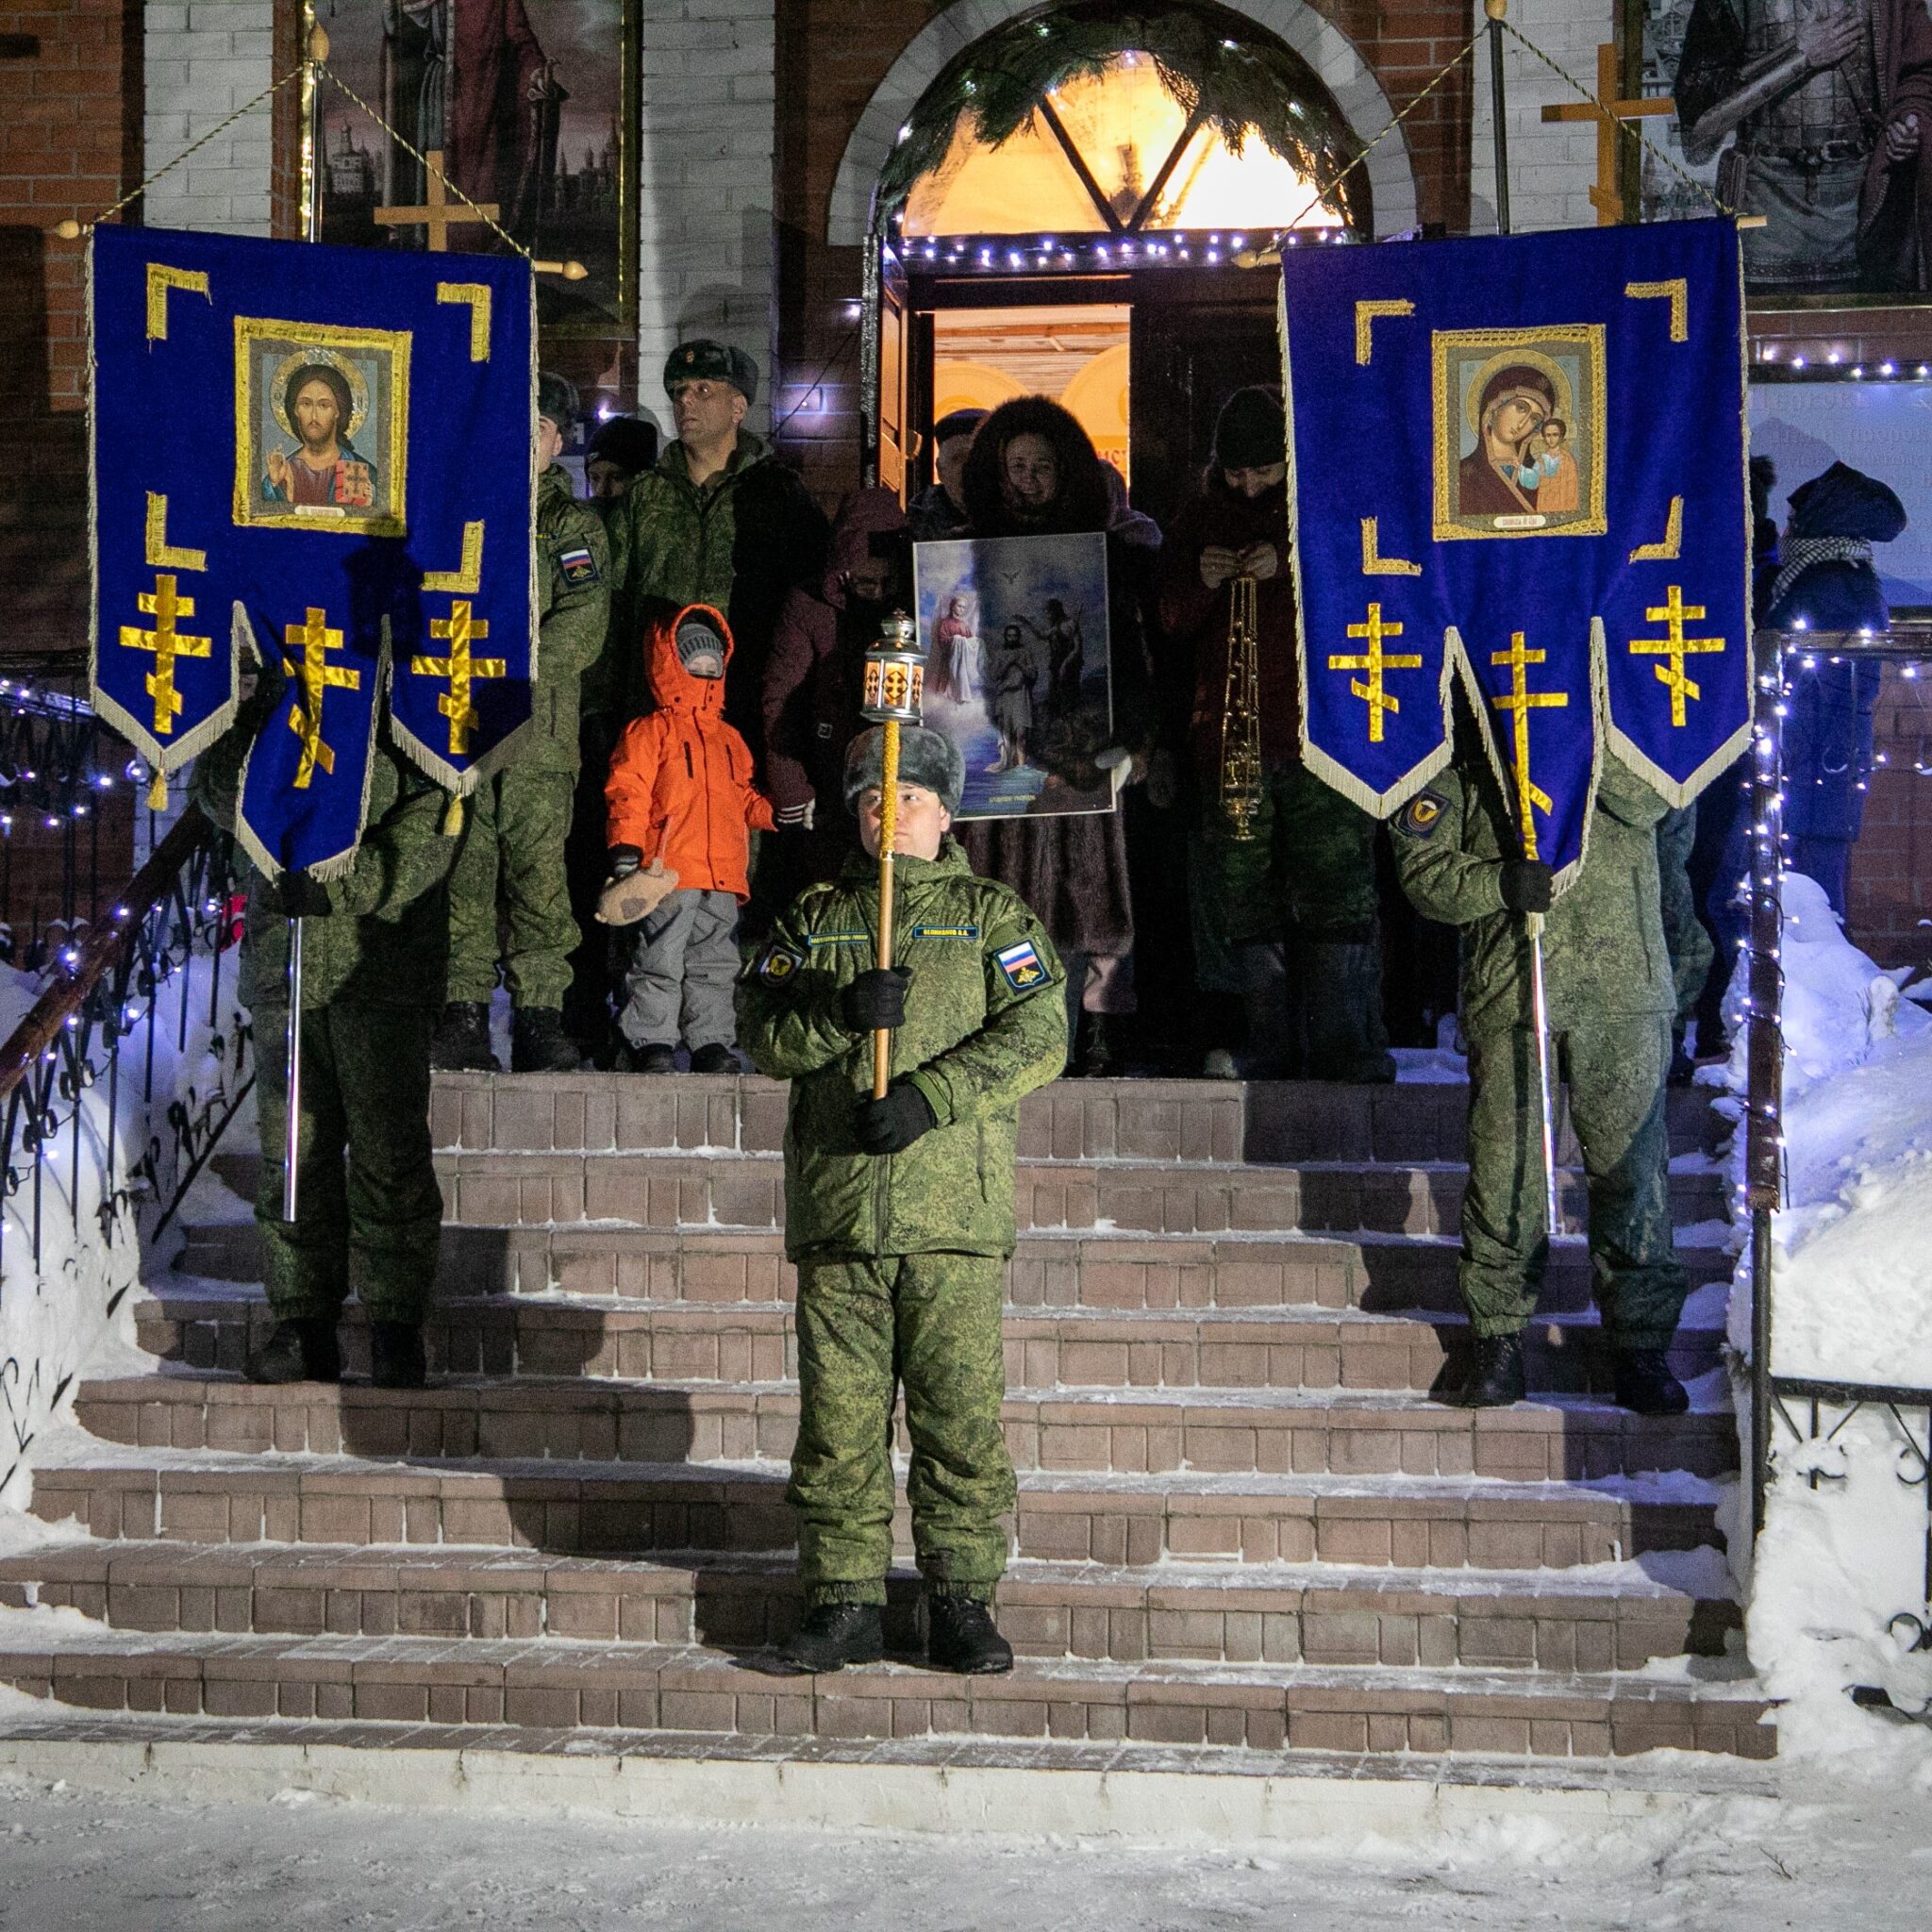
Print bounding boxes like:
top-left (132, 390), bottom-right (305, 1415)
top-left (1763, 459), bottom-right (1903, 915)
top-left (1156, 387), bottom-right (1393, 1081)
top-left (761, 488), bottom-right (910, 893)
top-left (956, 396), bottom-right (1157, 1075)
top-left (906, 408), bottom-right (985, 542)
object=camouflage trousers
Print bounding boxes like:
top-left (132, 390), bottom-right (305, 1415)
top-left (446, 766), bottom-right (580, 1008)
top-left (1657, 803), bottom-right (1714, 1030)
top-left (1197, 761), bottom-right (1381, 945)
top-left (254, 1002), bottom-right (442, 1324)
top-left (788, 1252), bottom-right (1014, 1607)
top-left (1460, 1014), bottom-right (1687, 1350)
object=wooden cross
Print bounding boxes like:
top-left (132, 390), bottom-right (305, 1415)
top-left (373, 150), bottom-right (499, 253)
top-left (412, 602), bottom-right (506, 756)
top-left (1489, 632), bottom-right (1569, 859)
top-left (1329, 604), bottom-right (1423, 744)
top-left (281, 608), bottom-right (361, 789)
top-left (1540, 42), bottom-right (1674, 225)
top-left (120, 573), bottom-right (210, 737)
top-left (1629, 584), bottom-right (1724, 727)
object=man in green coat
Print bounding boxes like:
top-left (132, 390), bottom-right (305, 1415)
top-left (737, 726), bottom-right (1067, 1674)
top-left (1391, 745), bottom-right (1689, 1415)
top-left (192, 673), bottom-right (458, 1391)
top-left (597, 341), bottom-right (828, 758)
top-left (433, 374), bottom-right (610, 1074)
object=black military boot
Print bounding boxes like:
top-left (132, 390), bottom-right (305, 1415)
top-left (1071, 1010), bottom-right (1123, 1078)
top-left (1302, 937), bottom-right (1397, 1084)
top-left (369, 1320), bottom-right (427, 1391)
top-left (926, 1592), bottom-right (1014, 1674)
top-left (688, 1041), bottom-right (738, 1074)
top-left (1453, 1332), bottom-right (1526, 1407)
top-left (247, 1317), bottom-right (341, 1386)
top-left (1613, 1347), bottom-right (1690, 1415)
top-left (1234, 940), bottom-right (1297, 1078)
top-left (622, 1041), bottom-right (677, 1074)
top-left (430, 1002), bottom-right (498, 1073)
top-left (511, 1007), bottom-right (579, 1074)
top-left (778, 1603), bottom-right (884, 1674)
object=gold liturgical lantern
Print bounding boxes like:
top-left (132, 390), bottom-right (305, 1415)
top-left (861, 610), bottom-right (924, 724)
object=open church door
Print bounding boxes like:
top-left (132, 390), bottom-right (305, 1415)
top-left (1126, 281), bottom-right (1282, 528)
top-left (861, 238), bottom-right (931, 500)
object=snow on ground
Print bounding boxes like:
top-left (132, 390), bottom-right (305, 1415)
top-left (1720, 871), bottom-right (1932, 1751)
top-left (0, 1756), bottom-right (1928, 1931)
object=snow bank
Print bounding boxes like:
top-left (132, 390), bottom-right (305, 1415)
top-left (1724, 869), bottom-right (1932, 1753)
top-left (0, 927), bottom-right (252, 1508)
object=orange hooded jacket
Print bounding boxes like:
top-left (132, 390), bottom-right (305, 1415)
top-left (605, 603), bottom-right (775, 902)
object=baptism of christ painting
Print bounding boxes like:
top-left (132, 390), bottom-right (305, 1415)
top-left (1431, 327), bottom-right (1607, 541)
top-left (233, 319), bottom-right (410, 537)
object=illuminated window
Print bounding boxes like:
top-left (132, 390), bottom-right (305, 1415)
top-left (899, 50), bottom-right (1346, 240)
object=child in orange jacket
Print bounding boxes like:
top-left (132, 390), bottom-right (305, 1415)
top-left (604, 604), bottom-right (775, 1073)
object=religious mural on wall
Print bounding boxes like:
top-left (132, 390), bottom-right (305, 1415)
top-left (1641, 0), bottom-right (1932, 295)
top-left (315, 0), bottom-right (636, 334)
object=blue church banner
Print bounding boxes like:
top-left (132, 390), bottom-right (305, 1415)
top-left (1281, 219), bottom-right (1750, 882)
top-left (90, 224), bottom-right (536, 877)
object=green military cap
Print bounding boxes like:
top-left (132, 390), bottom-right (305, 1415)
top-left (663, 339), bottom-right (758, 407)
top-left (843, 724), bottom-right (964, 817)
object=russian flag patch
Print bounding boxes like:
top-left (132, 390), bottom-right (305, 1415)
top-left (558, 543), bottom-right (600, 586)
top-left (994, 938), bottom-right (1046, 991)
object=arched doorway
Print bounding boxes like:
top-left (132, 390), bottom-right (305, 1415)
top-left (852, 0), bottom-right (1407, 522)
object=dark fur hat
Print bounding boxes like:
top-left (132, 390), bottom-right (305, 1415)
top-left (959, 394), bottom-right (1110, 538)
top-left (842, 725), bottom-right (964, 817)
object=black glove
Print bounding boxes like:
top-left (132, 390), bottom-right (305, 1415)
top-left (853, 1077), bottom-right (937, 1155)
top-left (271, 870), bottom-right (332, 919)
top-left (841, 967), bottom-right (909, 1033)
top-left (1498, 860), bottom-right (1554, 914)
top-left (608, 844), bottom-right (643, 879)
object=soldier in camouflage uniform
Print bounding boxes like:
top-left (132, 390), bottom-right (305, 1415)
top-left (737, 725), bottom-right (1067, 1675)
top-left (433, 374), bottom-right (610, 1074)
top-left (192, 675), bottom-right (458, 1391)
top-left (1657, 802), bottom-right (1715, 1079)
top-left (1391, 747), bottom-right (1690, 1414)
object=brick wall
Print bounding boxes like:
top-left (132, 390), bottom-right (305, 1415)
top-left (1849, 665), bottom-right (1932, 974)
top-left (0, 0), bottom-right (143, 658)
top-left (638, 0), bottom-right (779, 436)
top-left (142, 0), bottom-right (276, 236)
top-left (1466, 0), bottom-right (1611, 233)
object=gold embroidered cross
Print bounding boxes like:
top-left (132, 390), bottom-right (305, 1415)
top-left (412, 601), bottom-right (506, 756)
top-left (1628, 584), bottom-right (1724, 727)
top-left (281, 608), bottom-right (360, 789)
top-left (1329, 603), bottom-right (1423, 743)
top-left (1489, 632), bottom-right (1569, 860)
top-left (120, 573), bottom-right (211, 736)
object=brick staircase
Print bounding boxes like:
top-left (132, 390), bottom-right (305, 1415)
top-left (0, 1074), bottom-right (1774, 1774)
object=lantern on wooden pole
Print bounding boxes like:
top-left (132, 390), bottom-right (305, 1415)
top-left (859, 610), bottom-right (924, 1099)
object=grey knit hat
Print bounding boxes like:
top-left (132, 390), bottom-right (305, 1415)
top-left (842, 725), bottom-right (963, 817)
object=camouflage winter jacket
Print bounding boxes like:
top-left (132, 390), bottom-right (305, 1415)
top-left (1391, 753), bottom-right (1674, 1037)
top-left (595, 431), bottom-right (829, 745)
top-left (523, 462), bottom-right (610, 774)
top-left (191, 678), bottom-right (458, 1012)
top-left (736, 840), bottom-right (1068, 1260)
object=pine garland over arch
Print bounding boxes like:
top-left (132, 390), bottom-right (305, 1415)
top-left (874, 0), bottom-right (1368, 232)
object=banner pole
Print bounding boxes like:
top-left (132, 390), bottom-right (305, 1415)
top-left (282, 916), bottom-right (304, 1221)
top-left (873, 721), bottom-right (900, 1100)
top-left (1486, 0), bottom-right (1511, 235)
top-left (1525, 905), bottom-right (1561, 1241)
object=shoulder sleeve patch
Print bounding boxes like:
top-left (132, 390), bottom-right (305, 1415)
top-left (1397, 790), bottom-right (1450, 841)
top-left (993, 937), bottom-right (1047, 991)
top-left (746, 940), bottom-right (803, 986)
top-left (556, 541), bottom-right (601, 587)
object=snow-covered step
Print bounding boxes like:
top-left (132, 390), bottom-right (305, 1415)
top-left (26, 1446), bottom-right (1726, 1570)
top-left (0, 1619), bottom-right (1775, 1760)
top-left (0, 1542), bottom-right (1740, 1673)
top-left (136, 1286), bottom-right (1729, 1395)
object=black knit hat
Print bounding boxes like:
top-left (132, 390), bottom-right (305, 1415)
top-left (664, 339), bottom-right (758, 406)
top-left (537, 372), bottom-right (579, 434)
top-left (1787, 460), bottom-right (1907, 542)
top-left (1212, 386), bottom-right (1287, 472)
top-left (588, 414), bottom-right (658, 474)
top-left (842, 725), bottom-right (964, 817)
top-left (931, 407), bottom-right (988, 447)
